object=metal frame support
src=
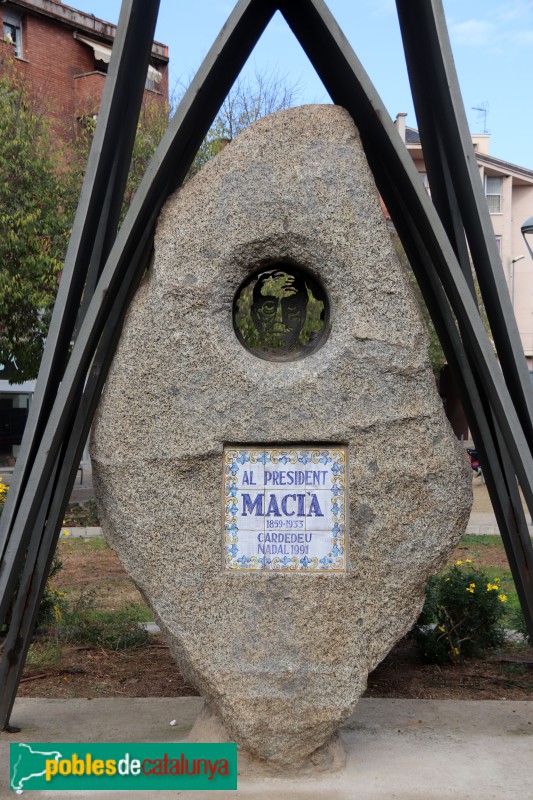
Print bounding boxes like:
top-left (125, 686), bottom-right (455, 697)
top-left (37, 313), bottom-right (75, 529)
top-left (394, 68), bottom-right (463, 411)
top-left (1, 0), bottom-right (532, 730)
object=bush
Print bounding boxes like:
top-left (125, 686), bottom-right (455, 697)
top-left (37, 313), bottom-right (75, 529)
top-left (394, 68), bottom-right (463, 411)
top-left (412, 559), bottom-right (508, 662)
top-left (511, 607), bottom-right (532, 645)
top-left (64, 498), bottom-right (99, 526)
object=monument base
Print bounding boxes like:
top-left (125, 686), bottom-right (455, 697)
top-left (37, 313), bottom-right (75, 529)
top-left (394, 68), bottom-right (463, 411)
top-left (187, 703), bottom-right (347, 776)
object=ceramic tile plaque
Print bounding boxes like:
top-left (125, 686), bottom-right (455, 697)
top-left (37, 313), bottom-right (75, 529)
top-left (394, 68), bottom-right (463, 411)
top-left (224, 447), bottom-right (347, 572)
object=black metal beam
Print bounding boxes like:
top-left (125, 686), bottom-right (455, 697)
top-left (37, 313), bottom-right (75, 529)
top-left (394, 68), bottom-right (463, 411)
top-left (0, 0), bottom-right (162, 728)
top-left (394, 0), bottom-right (533, 639)
top-left (397, 0), bottom-right (533, 449)
top-left (0, 233), bottom-right (154, 730)
top-left (0, 0), bottom-right (278, 629)
top-left (0, 0), bottom-right (278, 729)
top-left (381, 159), bottom-right (533, 640)
top-left (278, 0), bottom-right (533, 518)
top-left (0, 1), bottom-right (160, 561)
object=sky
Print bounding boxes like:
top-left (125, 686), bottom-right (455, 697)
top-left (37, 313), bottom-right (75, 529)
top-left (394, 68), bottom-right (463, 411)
top-left (76, 0), bottom-right (533, 170)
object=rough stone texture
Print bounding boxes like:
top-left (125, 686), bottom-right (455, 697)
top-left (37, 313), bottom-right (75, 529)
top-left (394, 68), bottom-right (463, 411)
top-left (91, 105), bottom-right (472, 767)
top-left (187, 704), bottom-right (347, 776)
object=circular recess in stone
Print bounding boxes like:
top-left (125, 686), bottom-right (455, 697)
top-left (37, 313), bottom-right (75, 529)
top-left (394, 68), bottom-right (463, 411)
top-left (233, 263), bottom-right (329, 361)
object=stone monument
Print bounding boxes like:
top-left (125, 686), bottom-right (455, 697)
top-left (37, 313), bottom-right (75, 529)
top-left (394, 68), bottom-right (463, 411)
top-left (91, 105), bottom-right (471, 768)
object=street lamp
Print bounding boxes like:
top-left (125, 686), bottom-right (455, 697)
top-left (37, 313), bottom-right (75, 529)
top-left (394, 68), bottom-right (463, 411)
top-left (522, 216), bottom-right (533, 260)
top-left (510, 255), bottom-right (525, 307)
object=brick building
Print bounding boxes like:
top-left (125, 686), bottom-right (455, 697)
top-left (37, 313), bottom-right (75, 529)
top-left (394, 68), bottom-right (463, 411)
top-left (0, 0), bottom-right (169, 463)
top-left (1, 0), bottom-right (169, 132)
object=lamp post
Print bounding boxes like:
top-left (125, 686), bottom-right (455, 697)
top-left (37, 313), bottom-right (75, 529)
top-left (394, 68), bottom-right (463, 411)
top-left (510, 255), bottom-right (525, 307)
top-left (522, 216), bottom-right (533, 260)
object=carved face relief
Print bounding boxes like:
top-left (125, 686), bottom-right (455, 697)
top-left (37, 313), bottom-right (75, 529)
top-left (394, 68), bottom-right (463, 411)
top-left (251, 270), bottom-right (308, 351)
top-left (234, 264), bottom-right (328, 361)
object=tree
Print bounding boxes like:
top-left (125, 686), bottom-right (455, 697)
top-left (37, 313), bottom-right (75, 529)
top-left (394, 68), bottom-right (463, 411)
top-left (68, 95), bottom-right (170, 223)
top-left (191, 69), bottom-right (300, 174)
top-left (0, 61), bottom-right (302, 382)
top-left (0, 54), bottom-right (170, 382)
top-left (0, 59), bottom-right (72, 382)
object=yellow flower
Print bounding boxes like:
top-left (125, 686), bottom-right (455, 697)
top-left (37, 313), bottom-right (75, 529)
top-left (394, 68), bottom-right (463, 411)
top-left (466, 586), bottom-right (475, 593)
top-left (453, 647), bottom-right (460, 655)
top-left (455, 560), bottom-right (463, 566)
top-left (487, 583), bottom-right (498, 592)
top-left (465, 558), bottom-right (473, 563)
top-left (438, 626), bottom-right (445, 632)
top-left (498, 594), bottom-right (507, 603)
top-left (63, 529), bottom-right (70, 536)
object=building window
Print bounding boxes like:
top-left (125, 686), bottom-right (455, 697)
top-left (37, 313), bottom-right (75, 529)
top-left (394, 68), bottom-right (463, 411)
top-left (3, 9), bottom-right (22, 58)
top-left (145, 65), bottom-right (162, 92)
top-left (485, 175), bottom-right (502, 214)
top-left (495, 236), bottom-right (501, 252)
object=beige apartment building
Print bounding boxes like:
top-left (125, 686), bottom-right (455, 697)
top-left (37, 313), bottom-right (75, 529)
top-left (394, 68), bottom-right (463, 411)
top-left (395, 113), bottom-right (533, 381)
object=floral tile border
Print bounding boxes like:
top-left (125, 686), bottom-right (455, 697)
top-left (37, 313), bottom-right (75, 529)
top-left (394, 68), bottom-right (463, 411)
top-left (223, 447), bottom-right (347, 573)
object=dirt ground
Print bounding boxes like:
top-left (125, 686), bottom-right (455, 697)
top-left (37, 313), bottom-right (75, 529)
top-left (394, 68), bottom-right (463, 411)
top-left (18, 635), bottom-right (533, 702)
top-left (19, 638), bottom-right (198, 699)
top-left (17, 502), bottom-right (533, 701)
top-left (52, 537), bottom-right (144, 612)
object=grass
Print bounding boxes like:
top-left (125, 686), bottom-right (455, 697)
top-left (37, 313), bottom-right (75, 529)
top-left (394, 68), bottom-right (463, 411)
top-left (460, 534), bottom-right (508, 548)
top-left (61, 594), bottom-right (151, 650)
top-left (26, 640), bottom-right (63, 670)
top-left (61, 536), bottom-right (109, 552)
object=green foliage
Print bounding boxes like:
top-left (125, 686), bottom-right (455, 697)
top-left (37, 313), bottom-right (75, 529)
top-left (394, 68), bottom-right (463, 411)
top-left (64, 498), bottom-right (100, 527)
top-left (61, 589), bottom-right (149, 650)
top-left (413, 559), bottom-right (508, 662)
top-left (68, 99), bottom-right (170, 223)
top-left (0, 61), bottom-right (296, 380)
top-left (36, 554), bottom-right (68, 630)
top-left (123, 99), bottom-right (169, 214)
top-left (0, 474), bottom-right (147, 650)
top-left (0, 59), bottom-right (73, 382)
top-left (511, 607), bottom-right (532, 645)
top-left (26, 640), bottom-right (62, 670)
top-left (0, 54), bottom-right (170, 382)
top-left (0, 550), bottom-right (66, 635)
top-left (0, 476), bottom-right (7, 517)
top-left (0, 478), bottom-right (67, 633)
